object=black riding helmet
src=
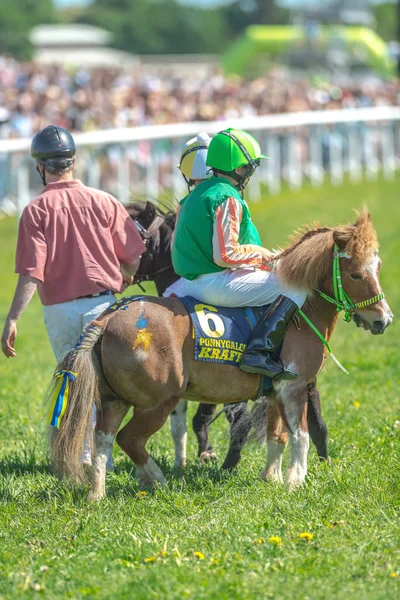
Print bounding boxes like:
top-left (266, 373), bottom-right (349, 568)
top-left (31, 125), bottom-right (76, 185)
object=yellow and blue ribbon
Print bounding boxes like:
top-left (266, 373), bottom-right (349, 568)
top-left (48, 370), bottom-right (78, 428)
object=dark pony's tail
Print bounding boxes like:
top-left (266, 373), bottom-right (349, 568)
top-left (47, 321), bottom-right (105, 483)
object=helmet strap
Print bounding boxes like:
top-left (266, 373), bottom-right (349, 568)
top-left (212, 166), bottom-right (254, 192)
top-left (36, 162), bottom-right (46, 186)
top-left (182, 173), bottom-right (194, 193)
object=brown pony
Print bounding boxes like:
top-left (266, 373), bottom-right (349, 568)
top-left (48, 211), bottom-right (392, 500)
top-left (128, 200), bottom-right (329, 469)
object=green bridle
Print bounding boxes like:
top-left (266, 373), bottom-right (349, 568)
top-left (298, 244), bottom-right (385, 374)
top-left (316, 244), bottom-right (385, 322)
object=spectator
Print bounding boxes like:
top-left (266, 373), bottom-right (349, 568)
top-left (0, 57), bottom-right (398, 139)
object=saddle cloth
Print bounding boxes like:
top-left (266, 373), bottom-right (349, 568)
top-left (179, 296), bottom-right (271, 367)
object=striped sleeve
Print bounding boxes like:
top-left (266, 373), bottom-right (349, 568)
top-left (212, 197), bottom-right (265, 269)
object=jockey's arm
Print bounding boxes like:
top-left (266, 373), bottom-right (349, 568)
top-left (212, 197), bottom-right (272, 270)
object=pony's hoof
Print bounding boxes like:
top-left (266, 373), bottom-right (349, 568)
top-left (87, 490), bottom-right (106, 503)
top-left (81, 454), bottom-right (92, 468)
top-left (137, 474), bottom-right (166, 490)
top-left (286, 467), bottom-right (306, 490)
top-left (199, 451), bottom-right (218, 463)
top-left (261, 470), bottom-right (283, 484)
top-left (173, 459), bottom-right (187, 469)
top-left (136, 458), bottom-right (166, 489)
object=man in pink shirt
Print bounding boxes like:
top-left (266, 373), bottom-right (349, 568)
top-left (1, 125), bottom-right (145, 362)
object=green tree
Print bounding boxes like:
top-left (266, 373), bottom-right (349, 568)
top-left (373, 2), bottom-right (397, 41)
top-left (0, 0), bottom-right (56, 60)
top-left (77, 0), bottom-right (228, 54)
top-left (223, 0), bottom-right (289, 38)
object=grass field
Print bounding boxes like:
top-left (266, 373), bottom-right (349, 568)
top-left (0, 177), bottom-right (399, 599)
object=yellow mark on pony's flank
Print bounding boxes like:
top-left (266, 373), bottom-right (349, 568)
top-left (132, 329), bottom-right (152, 352)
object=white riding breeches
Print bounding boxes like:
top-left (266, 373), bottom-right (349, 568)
top-left (43, 295), bottom-right (117, 361)
top-left (163, 269), bottom-right (307, 308)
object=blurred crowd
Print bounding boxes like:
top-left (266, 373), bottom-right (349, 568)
top-left (1, 55), bottom-right (400, 139)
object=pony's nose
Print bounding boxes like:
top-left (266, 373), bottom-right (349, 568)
top-left (372, 320), bottom-right (385, 335)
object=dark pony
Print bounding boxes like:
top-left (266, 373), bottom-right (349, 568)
top-left (126, 200), bottom-right (329, 468)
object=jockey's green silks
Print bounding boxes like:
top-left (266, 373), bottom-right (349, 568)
top-left (172, 177), bottom-right (262, 280)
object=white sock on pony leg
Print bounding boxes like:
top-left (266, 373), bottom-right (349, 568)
top-left (80, 405), bottom-right (115, 470)
top-left (88, 431), bottom-right (114, 502)
top-left (170, 400), bottom-right (188, 468)
top-left (261, 439), bottom-right (285, 483)
top-left (286, 428), bottom-right (309, 490)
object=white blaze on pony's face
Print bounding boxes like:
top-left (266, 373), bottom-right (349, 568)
top-left (332, 211), bottom-right (393, 336)
top-left (341, 250), bottom-right (393, 335)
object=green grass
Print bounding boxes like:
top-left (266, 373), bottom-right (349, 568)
top-left (0, 177), bottom-right (399, 599)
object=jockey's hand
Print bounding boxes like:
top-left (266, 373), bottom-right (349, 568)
top-left (1, 319), bottom-right (17, 358)
top-left (260, 247), bottom-right (275, 267)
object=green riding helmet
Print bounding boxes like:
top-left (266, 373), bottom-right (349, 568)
top-left (206, 128), bottom-right (268, 172)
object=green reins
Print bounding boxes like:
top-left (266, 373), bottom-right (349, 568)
top-left (298, 244), bottom-right (385, 374)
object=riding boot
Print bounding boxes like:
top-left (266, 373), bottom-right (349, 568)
top-left (239, 295), bottom-right (299, 380)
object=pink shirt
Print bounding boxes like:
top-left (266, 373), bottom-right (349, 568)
top-left (15, 180), bottom-right (145, 306)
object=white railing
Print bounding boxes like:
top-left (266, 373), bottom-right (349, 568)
top-left (0, 106), bottom-right (399, 213)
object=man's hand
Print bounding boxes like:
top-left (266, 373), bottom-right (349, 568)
top-left (1, 319), bottom-right (17, 358)
top-left (121, 276), bottom-right (134, 291)
top-left (120, 257), bottom-right (141, 290)
top-left (1, 274), bottom-right (39, 358)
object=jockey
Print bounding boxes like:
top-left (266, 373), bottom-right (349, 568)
top-left (170, 128), bottom-right (307, 380)
top-left (178, 132), bottom-right (211, 191)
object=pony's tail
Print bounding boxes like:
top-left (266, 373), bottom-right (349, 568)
top-left (47, 320), bottom-right (105, 483)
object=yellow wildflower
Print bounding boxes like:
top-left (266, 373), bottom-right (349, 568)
top-left (193, 551), bottom-right (205, 560)
top-left (353, 401), bottom-right (360, 408)
top-left (210, 557), bottom-right (219, 565)
top-left (299, 532), bottom-right (313, 541)
top-left (143, 556), bottom-right (157, 563)
top-left (137, 491), bottom-right (147, 496)
top-left (269, 536), bottom-right (282, 545)
top-left (390, 572), bottom-right (397, 578)
top-left (254, 538), bottom-right (264, 544)
top-left (160, 550), bottom-right (167, 557)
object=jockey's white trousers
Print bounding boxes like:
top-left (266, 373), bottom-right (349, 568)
top-left (163, 268), bottom-right (307, 308)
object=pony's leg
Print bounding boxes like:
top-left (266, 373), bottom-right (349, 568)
top-left (170, 399), bottom-right (188, 468)
top-left (279, 383), bottom-right (309, 489)
top-left (261, 401), bottom-right (288, 483)
top-left (116, 396), bottom-right (179, 489)
top-left (88, 401), bottom-right (129, 502)
top-left (307, 380), bottom-right (329, 462)
top-left (221, 402), bottom-right (251, 471)
top-left (192, 404), bottom-right (217, 462)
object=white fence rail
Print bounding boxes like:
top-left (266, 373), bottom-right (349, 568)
top-left (1, 106), bottom-right (400, 213)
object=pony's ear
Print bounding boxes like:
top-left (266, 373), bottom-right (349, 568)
top-left (333, 226), bottom-right (354, 251)
top-left (145, 201), bottom-right (156, 220)
top-left (353, 211), bottom-right (371, 228)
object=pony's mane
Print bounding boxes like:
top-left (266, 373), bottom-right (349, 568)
top-left (274, 211), bottom-right (378, 290)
